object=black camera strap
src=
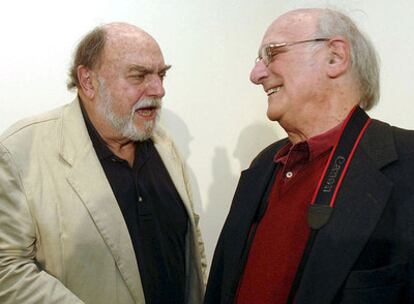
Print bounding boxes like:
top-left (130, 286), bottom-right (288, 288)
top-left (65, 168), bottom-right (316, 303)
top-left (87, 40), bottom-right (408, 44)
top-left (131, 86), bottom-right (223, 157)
top-left (307, 105), bottom-right (371, 229)
top-left (287, 106), bottom-right (371, 303)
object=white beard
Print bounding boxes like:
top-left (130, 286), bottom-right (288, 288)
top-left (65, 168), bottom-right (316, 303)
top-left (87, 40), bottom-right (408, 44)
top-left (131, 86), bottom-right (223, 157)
top-left (97, 78), bottom-right (161, 142)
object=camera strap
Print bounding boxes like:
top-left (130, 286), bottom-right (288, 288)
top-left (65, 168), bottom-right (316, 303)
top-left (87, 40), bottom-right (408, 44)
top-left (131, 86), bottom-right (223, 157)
top-left (287, 106), bottom-right (371, 303)
top-left (308, 106), bottom-right (371, 229)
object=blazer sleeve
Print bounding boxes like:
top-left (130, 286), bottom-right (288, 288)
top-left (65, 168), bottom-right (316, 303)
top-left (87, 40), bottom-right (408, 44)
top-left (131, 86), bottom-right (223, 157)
top-left (0, 145), bottom-right (84, 303)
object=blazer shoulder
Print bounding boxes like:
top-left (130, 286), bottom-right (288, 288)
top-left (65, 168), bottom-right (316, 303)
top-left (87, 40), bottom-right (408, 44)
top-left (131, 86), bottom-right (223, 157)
top-left (0, 105), bottom-right (66, 147)
top-left (250, 137), bottom-right (289, 168)
top-left (372, 120), bottom-right (414, 153)
top-left (363, 120), bottom-right (414, 170)
top-left (0, 105), bottom-right (68, 166)
top-left (390, 125), bottom-right (414, 155)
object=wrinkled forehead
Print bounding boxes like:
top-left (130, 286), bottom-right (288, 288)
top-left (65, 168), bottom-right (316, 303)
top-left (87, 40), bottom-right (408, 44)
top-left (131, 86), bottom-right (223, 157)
top-left (262, 10), bottom-right (320, 45)
top-left (102, 26), bottom-right (165, 69)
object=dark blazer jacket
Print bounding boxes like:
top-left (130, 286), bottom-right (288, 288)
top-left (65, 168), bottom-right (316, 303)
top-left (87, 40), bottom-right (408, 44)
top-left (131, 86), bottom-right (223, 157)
top-left (205, 120), bottom-right (414, 304)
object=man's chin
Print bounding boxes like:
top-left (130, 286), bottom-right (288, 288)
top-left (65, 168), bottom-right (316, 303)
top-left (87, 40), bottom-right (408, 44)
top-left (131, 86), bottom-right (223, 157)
top-left (266, 111), bottom-right (281, 122)
top-left (126, 122), bottom-right (156, 142)
top-left (126, 131), bottom-right (151, 142)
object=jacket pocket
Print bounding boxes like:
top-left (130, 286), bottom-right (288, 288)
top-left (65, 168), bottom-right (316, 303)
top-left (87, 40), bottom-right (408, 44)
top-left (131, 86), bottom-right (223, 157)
top-left (344, 262), bottom-right (406, 289)
top-left (338, 262), bottom-right (407, 304)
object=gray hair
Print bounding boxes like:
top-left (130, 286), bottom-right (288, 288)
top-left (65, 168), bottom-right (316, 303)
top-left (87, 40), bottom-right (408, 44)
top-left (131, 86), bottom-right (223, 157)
top-left (315, 9), bottom-right (380, 110)
top-left (67, 26), bottom-right (107, 90)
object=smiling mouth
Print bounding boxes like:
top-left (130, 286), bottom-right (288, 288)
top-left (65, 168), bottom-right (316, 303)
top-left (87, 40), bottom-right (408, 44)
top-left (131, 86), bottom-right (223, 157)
top-left (266, 86), bottom-right (282, 96)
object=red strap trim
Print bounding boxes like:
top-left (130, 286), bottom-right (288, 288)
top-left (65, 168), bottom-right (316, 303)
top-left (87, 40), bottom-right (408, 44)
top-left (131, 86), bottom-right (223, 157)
top-left (310, 106), bottom-right (359, 205)
top-left (329, 118), bottom-right (372, 207)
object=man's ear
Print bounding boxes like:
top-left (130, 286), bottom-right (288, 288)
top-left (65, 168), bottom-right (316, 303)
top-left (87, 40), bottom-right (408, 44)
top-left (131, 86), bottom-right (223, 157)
top-left (77, 65), bottom-right (96, 99)
top-left (326, 36), bottom-right (350, 78)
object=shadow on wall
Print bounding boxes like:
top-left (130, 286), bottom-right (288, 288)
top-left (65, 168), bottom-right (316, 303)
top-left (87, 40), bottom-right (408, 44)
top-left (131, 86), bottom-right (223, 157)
top-left (160, 108), bottom-right (202, 215)
top-left (205, 147), bottom-right (239, 261)
top-left (160, 110), bottom-right (281, 265)
top-left (233, 122), bottom-right (280, 171)
top-left (204, 122), bottom-right (280, 262)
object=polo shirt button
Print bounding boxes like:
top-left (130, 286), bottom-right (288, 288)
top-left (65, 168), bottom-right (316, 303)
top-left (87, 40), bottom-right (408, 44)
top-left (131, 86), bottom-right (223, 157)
top-left (286, 171), bottom-right (293, 178)
top-left (138, 196), bottom-right (143, 203)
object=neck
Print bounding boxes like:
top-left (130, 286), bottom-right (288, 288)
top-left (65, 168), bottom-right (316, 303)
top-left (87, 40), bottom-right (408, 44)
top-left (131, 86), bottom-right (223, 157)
top-left (283, 102), bottom-right (357, 144)
top-left (93, 117), bottom-right (136, 166)
top-left (105, 139), bottom-right (136, 167)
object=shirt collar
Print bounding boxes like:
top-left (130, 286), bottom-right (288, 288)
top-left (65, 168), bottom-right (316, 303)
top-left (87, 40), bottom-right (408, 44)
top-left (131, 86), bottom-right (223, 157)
top-left (274, 120), bottom-right (344, 166)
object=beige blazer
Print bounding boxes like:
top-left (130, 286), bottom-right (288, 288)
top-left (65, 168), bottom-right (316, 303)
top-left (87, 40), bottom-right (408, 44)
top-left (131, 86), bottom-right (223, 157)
top-left (0, 98), bottom-right (206, 304)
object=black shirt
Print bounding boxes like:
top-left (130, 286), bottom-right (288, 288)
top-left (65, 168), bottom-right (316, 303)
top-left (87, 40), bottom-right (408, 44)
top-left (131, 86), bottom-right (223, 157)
top-left (82, 108), bottom-right (188, 304)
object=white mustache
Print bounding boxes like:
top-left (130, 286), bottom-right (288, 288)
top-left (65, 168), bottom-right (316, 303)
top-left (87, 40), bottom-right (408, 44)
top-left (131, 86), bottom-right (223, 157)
top-left (133, 98), bottom-right (162, 111)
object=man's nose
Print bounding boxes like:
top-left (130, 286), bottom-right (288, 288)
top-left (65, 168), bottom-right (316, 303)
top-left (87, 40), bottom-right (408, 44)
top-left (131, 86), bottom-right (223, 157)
top-left (146, 75), bottom-right (165, 98)
top-left (250, 60), bottom-right (268, 84)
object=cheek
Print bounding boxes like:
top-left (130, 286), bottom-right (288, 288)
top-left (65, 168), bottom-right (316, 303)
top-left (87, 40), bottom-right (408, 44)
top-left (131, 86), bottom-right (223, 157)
top-left (113, 85), bottom-right (145, 108)
top-left (124, 85), bottom-right (146, 103)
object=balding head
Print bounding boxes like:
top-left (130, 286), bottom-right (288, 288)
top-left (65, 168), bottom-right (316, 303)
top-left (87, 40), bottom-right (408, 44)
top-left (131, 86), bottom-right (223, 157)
top-left (263, 9), bottom-right (322, 44)
top-left (67, 22), bottom-right (163, 90)
top-left (102, 22), bottom-right (161, 55)
top-left (102, 21), bottom-right (147, 35)
top-left (97, 23), bottom-right (164, 79)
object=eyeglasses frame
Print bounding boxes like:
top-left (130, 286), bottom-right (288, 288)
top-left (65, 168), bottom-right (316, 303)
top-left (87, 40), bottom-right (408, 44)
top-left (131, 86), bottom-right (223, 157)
top-left (256, 38), bottom-right (331, 66)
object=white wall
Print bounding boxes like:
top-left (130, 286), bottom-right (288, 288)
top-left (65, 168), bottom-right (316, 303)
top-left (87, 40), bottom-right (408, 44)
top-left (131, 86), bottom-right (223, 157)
top-left (1, 0), bottom-right (414, 268)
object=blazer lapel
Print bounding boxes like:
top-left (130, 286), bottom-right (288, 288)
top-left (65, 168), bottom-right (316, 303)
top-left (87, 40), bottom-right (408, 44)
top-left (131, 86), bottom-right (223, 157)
top-left (152, 127), bottom-right (192, 220)
top-left (60, 98), bottom-right (145, 303)
top-left (223, 143), bottom-right (284, 296)
top-left (295, 120), bottom-right (397, 304)
top-left (226, 140), bottom-right (287, 241)
top-left (226, 162), bottom-right (276, 240)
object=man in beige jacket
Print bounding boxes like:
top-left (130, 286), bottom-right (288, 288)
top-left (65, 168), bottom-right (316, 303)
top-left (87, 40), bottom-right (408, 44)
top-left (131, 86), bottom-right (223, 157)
top-left (0, 22), bottom-right (206, 303)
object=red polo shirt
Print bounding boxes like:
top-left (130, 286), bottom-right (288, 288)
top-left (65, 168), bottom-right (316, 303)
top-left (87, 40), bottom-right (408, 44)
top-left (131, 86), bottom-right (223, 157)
top-left (236, 123), bottom-right (343, 304)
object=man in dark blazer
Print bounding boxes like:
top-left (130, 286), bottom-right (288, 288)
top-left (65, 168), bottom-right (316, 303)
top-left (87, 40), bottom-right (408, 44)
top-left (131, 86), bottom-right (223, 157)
top-left (205, 8), bottom-right (414, 304)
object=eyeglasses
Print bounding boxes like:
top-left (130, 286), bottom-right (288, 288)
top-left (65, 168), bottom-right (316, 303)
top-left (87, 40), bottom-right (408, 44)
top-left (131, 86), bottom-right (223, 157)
top-left (255, 38), bottom-right (330, 66)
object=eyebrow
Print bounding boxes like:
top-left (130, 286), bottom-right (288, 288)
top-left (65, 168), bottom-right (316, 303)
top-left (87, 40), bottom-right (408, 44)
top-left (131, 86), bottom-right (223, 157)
top-left (128, 64), bottom-right (172, 74)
